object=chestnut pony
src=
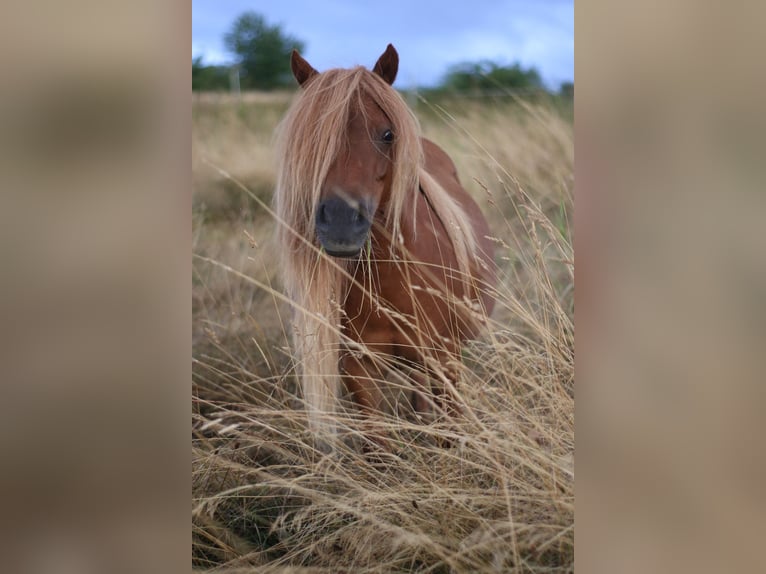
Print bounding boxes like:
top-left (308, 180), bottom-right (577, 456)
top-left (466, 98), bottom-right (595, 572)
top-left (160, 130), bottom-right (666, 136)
top-left (274, 45), bottom-right (495, 445)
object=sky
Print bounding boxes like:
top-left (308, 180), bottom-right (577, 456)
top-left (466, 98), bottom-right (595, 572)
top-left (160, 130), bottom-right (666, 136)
top-left (192, 1), bottom-right (573, 89)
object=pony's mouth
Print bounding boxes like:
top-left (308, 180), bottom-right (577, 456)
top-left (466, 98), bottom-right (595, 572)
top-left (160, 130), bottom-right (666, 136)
top-left (318, 239), bottom-right (366, 258)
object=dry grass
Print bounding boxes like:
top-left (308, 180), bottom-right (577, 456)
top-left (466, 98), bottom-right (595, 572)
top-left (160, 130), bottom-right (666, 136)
top-left (192, 91), bottom-right (573, 573)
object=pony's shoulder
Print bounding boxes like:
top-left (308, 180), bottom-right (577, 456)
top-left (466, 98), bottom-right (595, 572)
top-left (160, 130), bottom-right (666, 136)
top-left (421, 137), bottom-right (459, 183)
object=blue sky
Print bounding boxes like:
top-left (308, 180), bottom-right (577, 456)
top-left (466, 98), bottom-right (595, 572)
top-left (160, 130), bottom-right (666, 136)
top-left (192, 1), bottom-right (573, 89)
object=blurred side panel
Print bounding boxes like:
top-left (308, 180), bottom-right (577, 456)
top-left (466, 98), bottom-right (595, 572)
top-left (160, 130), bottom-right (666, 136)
top-left (577, 1), bottom-right (765, 573)
top-left (0, 1), bottom-right (190, 573)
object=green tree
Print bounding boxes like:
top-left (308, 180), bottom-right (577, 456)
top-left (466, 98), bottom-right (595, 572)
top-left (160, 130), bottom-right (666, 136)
top-left (441, 60), bottom-right (544, 93)
top-left (192, 56), bottom-right (230, 91)
top-left (223, 11), bottom-right (305, 90)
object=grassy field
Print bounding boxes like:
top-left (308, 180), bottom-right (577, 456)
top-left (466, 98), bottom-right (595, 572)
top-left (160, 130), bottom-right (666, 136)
top-left (192, 89), bottom-right (574, 573)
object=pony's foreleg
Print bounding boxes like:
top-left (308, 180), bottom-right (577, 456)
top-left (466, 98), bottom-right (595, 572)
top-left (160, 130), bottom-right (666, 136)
top-left (341, 353), bottom-right (391, 451)
top-left (409, 368), bottom-right (433, 416)
top-left (426, 346), bottom-right (464, 449)
top-left (431, 358), bottom-right (464, 420)
top-left (401, 346), bottom-right (463, 448)
top-left (342, 354), bottom-right (385, 412)
top-left (401, 344), bottom-right (463, 418)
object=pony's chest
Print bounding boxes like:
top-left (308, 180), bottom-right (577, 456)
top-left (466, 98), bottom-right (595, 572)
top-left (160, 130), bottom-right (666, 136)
top-left (342, 256), bottom-right (452, 346)
top-left (344, 259), bottom-right (413, 320)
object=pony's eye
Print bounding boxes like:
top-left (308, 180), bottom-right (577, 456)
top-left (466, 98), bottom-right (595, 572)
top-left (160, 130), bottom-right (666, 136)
top-left (381, 129), bottom-right (394, 143)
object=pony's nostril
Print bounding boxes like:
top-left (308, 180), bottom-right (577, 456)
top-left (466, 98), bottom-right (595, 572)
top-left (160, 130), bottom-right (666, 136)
top-left (317, 203), bottom-right (329, 225)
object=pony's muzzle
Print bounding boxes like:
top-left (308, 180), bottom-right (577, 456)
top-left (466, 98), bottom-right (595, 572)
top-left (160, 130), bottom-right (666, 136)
top-left (315, 197), bottom-right (372, 257)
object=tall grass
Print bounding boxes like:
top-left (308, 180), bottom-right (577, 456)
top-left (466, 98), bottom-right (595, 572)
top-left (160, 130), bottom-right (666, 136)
top-left (192, 92), bottom-right (573, 573)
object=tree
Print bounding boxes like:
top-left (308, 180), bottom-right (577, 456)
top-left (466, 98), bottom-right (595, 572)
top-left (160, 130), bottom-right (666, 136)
top-left (441, 60), bottom-right (544, 93)
top-left (192, 56), bottom-right (230, 91)
top-left (223, 11), bottom-right (305, 90)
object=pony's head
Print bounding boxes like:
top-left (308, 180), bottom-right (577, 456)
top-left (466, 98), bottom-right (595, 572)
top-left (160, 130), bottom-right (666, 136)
top-left (275, 44), bottom-right (422, 259)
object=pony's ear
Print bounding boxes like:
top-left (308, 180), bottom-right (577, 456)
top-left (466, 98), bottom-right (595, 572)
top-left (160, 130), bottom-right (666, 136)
top-left (291, 50), bottom-right (318, 87)
top-left (372, 44), bottom-right (398, 85)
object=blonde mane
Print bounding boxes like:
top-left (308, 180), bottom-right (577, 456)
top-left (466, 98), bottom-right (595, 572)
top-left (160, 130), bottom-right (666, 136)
top-left (273, 67), bottom-right (479, 438)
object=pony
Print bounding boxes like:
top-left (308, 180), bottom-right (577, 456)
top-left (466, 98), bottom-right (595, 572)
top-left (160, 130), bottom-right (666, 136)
top-left (273, 44), bottom-right (496, 448)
